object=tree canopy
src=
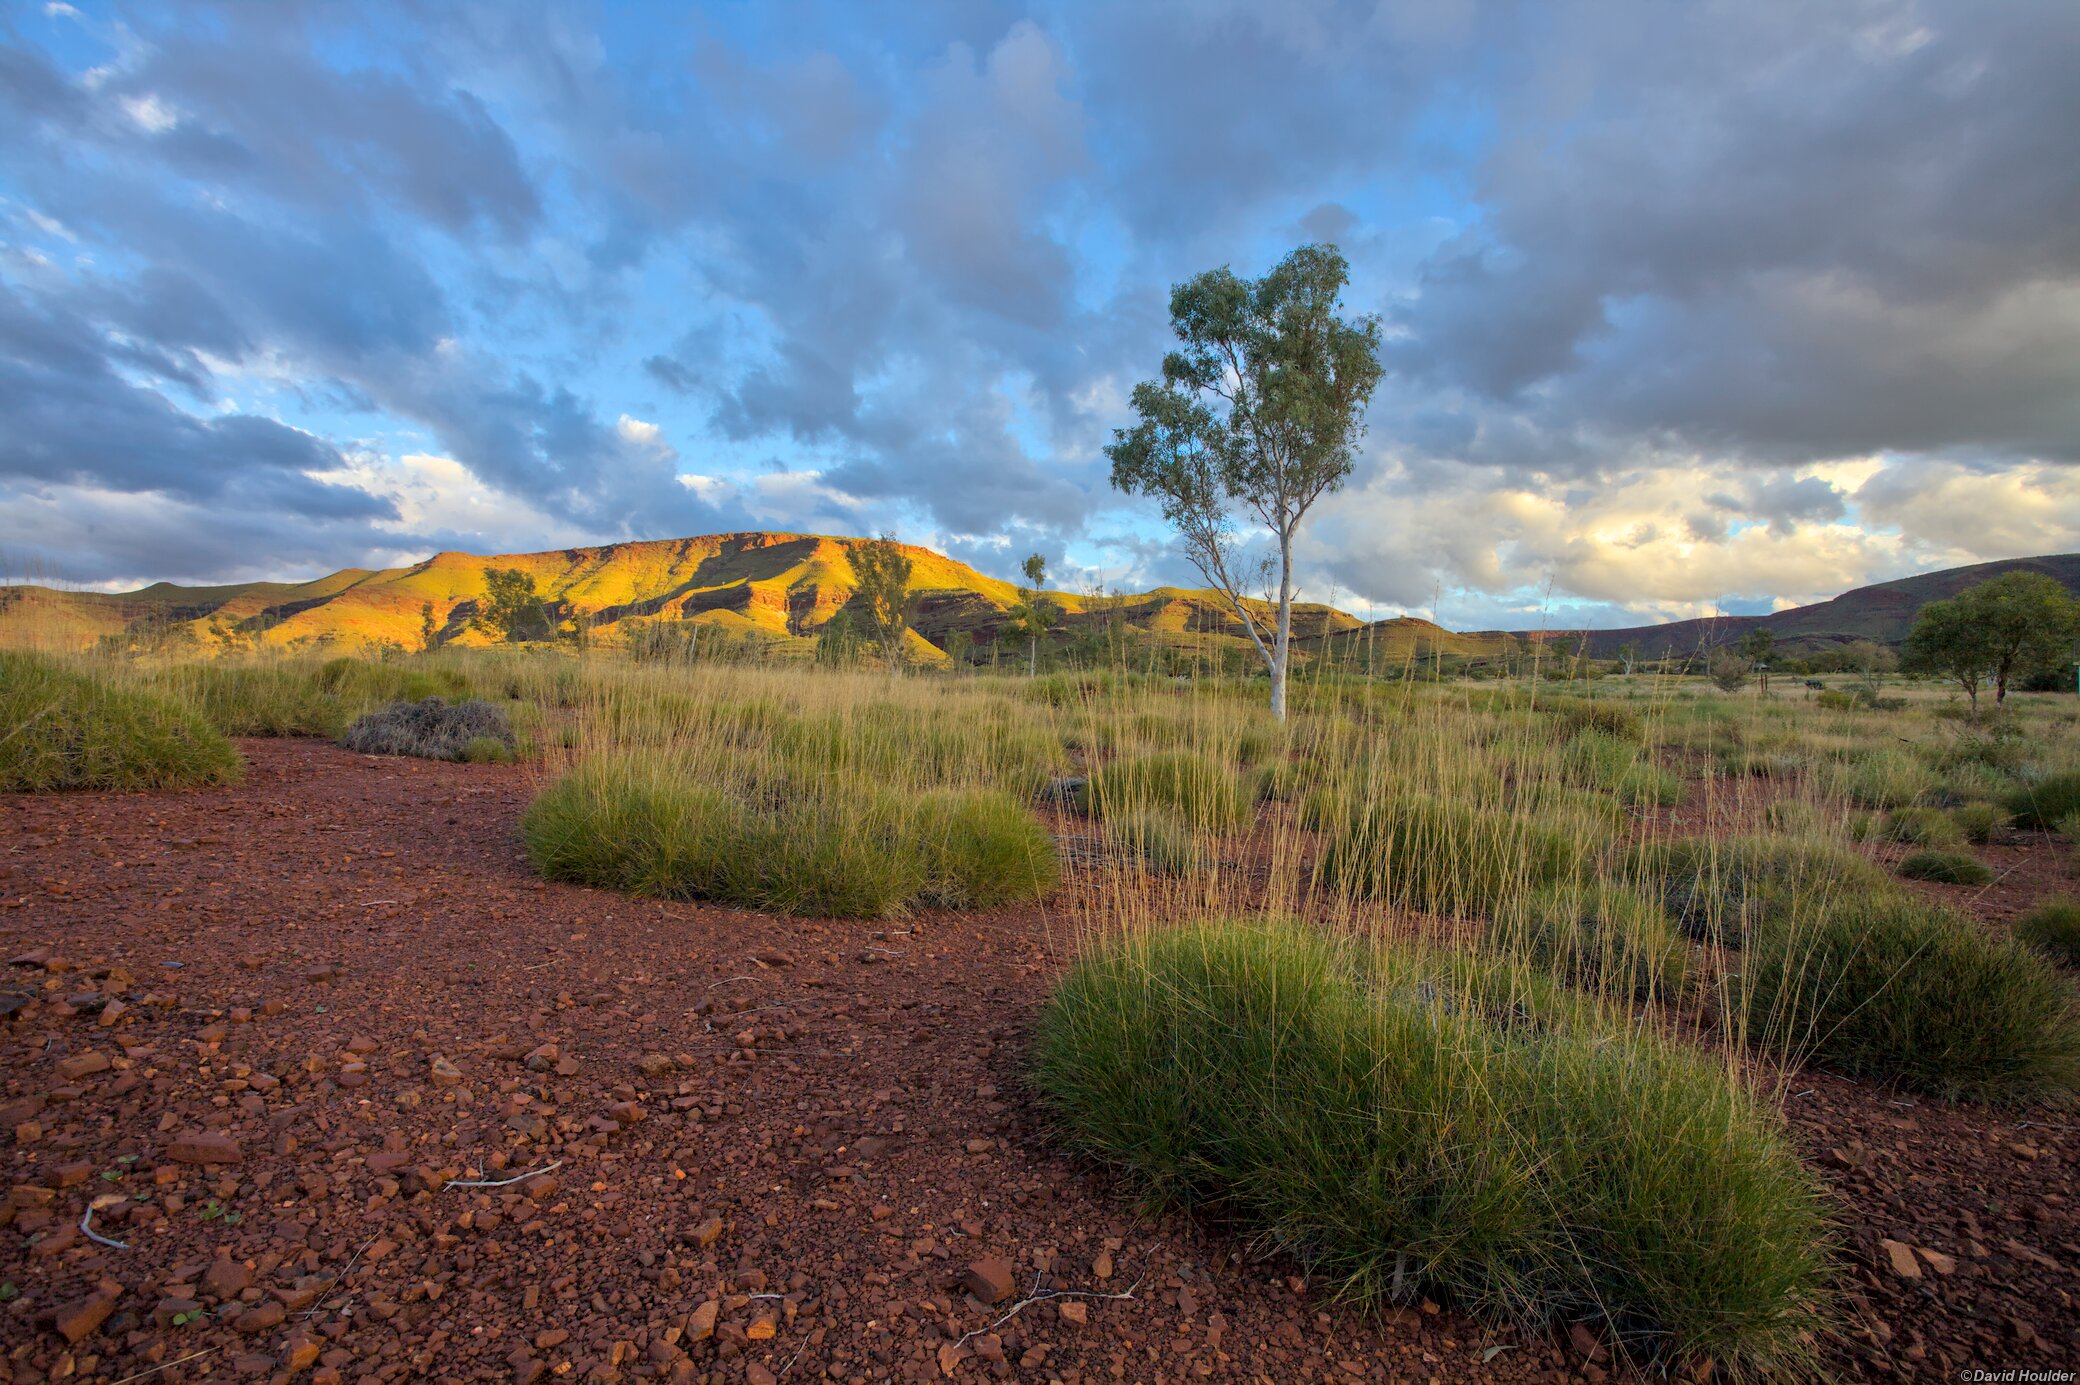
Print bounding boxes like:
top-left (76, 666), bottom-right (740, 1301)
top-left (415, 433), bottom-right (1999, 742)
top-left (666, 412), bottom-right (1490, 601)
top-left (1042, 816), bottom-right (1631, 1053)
top-left (1904, 570), bottom-right (2080, 710)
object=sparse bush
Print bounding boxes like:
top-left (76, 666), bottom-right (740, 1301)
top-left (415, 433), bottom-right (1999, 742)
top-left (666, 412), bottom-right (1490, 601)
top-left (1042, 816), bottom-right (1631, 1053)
top-left (2009, 771), bottom-right (2080, 829)
top-left (1763, 800), bottom-right (1833, 837)
top-left (1075, 750), bottom-right (1250, 833)
top-left (1632, 834), bottom-right (1887, 942)
top-left (1550, 701), bottom-right (1644, 744)
top-left (1952, 802), bottom-right (2009, 845)
top-left (1831, 748), bottom-right (1935, 809)
top-left (1881, 806), bottom-right (1964, 848)
top-left (1896, 849), bottom-right (1993, 886)
top-left (1104, 808), bottom-right (1206, 875)
top-left (1, 653), bottom-right (242, 792)
top-left (342, 698), bottom-right (517, 762)
top-left (1032, 921), bottom-right (1826, 1374)
top-left (1317, 793), bottom-right (1598, 916)
top-left (460, 736), bottom-right (516, 765)
top-left (2016, 901), bottom-right (2080, 967)
top-left (1494, 882), bottom-right (1691, 1000)
top-left (522, 754), bottom-right (1056, 918)
top-left (1741, 895), bottom-right (2080, 1104)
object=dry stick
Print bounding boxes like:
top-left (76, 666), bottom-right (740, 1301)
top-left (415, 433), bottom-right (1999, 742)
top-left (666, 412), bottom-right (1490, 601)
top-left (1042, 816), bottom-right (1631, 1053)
top-left (447, 1159), bottom-right (564, 1189)
top-left (301, 1229), bottom-right (385, 1321)
top-left (953, 1273), bottom-right (1145, 1351)
top-left (80, 1205), bottom-right (129, 1250)
top-left (107, 1347), bottom-right (221, 1385)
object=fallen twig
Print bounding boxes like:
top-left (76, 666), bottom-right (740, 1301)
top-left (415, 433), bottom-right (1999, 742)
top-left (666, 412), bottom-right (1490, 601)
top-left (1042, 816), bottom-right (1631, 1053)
top-left (301, 1229), bottom-right (384, 1321)
top-left (80, 1205), bottom-right (129, 1250)
top-left (954, 1273), bottom-right (1144, 1351)
top-left (108, 1347), bottom-right (220, 1385)
top-left (448, 1159), bottom-right (564, 1189)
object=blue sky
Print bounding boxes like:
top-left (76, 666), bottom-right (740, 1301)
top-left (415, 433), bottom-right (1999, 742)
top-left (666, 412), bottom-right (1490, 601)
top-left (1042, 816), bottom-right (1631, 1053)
top-left (4, 1), bottom-right (2078, 630)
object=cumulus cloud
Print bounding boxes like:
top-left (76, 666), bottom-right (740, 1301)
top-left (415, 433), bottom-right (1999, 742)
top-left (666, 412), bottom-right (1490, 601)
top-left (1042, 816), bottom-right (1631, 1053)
top-left (0, 0), bottom-right (2074, 623)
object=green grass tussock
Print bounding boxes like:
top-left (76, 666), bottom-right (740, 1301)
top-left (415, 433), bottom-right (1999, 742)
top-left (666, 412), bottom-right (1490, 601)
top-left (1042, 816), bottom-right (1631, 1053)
top-left (1103, 808), bottom-right (1206, 875)
top-left (2015, 900), bottom-right (2080, 967)
top-left (1317, 793), bottom-right (1600, 916)
top-left (521, 754), bottom-right (1056, 918)
top-left (1492, 882), bottom-right (1691, 1001)
top-left (1, 653), bottom-right (243, 792)
top-left (1740, 895), bottom-right (2080, 1105)
top-left (1896, 849), bottom-right (1993, 886)
top-left (1031, 920), bottom-right (1827, 1375)
top-left (2008, 770), bottom-right (2080, 830)
top-left (1074, 749), bottom-right (1251, 833)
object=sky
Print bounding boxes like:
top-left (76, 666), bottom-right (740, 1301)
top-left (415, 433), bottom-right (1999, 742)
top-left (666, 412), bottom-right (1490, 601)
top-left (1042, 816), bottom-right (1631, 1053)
top-left (3, 0), bottom-right (2078, 631)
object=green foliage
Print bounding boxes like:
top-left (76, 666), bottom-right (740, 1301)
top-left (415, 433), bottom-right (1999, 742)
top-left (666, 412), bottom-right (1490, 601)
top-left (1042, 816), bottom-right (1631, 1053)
top-left (1031, 921), bottom-right (1827, 1374)
top-left (1492, 882), bottom-right (1691, 1001)
top-left (1881, 806), bottom-right (1965, 847)
top-left (522, 755), bottom-right (1056, 919)
top-left (1075, 750), bottom-right (1251, 833)
top-left (1549, 700), bottom-right (1644, 743)
top-left (2007, 770), bottom-right (2080, 829)
top-left (1316, 793), bottom-right (1597, 916)
top-left (1105, 244), bottom-right (1385, 715)
top-left (341, 698), bottom-right (517, 762)
top-left (848, 535), bottom-right (914, 669)
top-left (473, 567), bottom-right (553, 643)
top-left (1741, 895), bottom-right (2080, 1104)
top-left (2016, 900), bottom-right (2080, 967)
top-left (1632, 834), bottom-right (1888, 942)
top-left (1006, 553), bottom-right (1060, 676)
top-left (1, 653), bottom-right (242, 792)
top-left (1896, 848), bottom-right (1994, 886)
top-left (1829, 747), bottom-right (1934, 809)
top-left (1103, 808), bottom-right (1206, 875)
top-left (1952, 802), bottom-right (2010, 844)
top-left (1905, 571), bottom-right (2080, 709)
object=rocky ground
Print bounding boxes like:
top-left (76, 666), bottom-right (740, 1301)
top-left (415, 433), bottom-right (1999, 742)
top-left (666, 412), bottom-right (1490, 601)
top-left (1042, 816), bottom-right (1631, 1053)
top-left (1, 740), bottom-right (2073, 1383)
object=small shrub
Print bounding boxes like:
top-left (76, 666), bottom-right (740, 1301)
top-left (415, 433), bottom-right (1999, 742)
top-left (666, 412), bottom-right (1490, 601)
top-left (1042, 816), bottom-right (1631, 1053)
top-left (1, 654), bottom-right (242, 792)
top-left (522, 755), bottom-right (1056, 919)
top-left (342, 698), bottom-right (517, 762)
top-left (2016, 900), bottom-right (2080, 967)
top-left (1551, 701), bottom-right (1644, 744)
top-left (1952, 802), bottom-right (2009, 845)
top-left (1104, 808), bottom-right (1205, 875)
top-left (1763, 801), bottom-right (1832, 837)
top-left (1897, 849), bottom-right (1993, 886)
top-left (1493, 883), bottom-right (1691, 1000)
top-left (1813, 689), bottom-right (1858, 712)
top-left (1032, 921), bottom-right (1826, 1374)
top-left (1632, 835), bottom-right (1887, 942)
top-left (1881, 806), bottom-right (1964, 848)
top-left (1741, 895), bottom-right (2080, 1104)
top-left (459, 736), bottom-right (516, 765)
top-left (1831, 748), bottom-right (1934, 809)
top-left (1075, 750), bottom-right (1250, 833)
top-left (2008, 770), bottom-right (2080, 829)
top-left (1317, 794), bottom-right (1597, 916)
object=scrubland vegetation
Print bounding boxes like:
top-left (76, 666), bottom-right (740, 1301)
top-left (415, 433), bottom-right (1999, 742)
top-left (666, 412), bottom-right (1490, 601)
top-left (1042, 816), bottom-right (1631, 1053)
top-left (8, 639), bottom-right (2080, 1377)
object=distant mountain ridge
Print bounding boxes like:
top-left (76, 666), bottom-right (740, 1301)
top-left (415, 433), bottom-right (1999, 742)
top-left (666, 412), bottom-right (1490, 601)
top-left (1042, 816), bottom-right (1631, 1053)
top-left (3, 533), bottom-right (2072, 663)
top-left (1514, 553), bottom-right (2080, 659)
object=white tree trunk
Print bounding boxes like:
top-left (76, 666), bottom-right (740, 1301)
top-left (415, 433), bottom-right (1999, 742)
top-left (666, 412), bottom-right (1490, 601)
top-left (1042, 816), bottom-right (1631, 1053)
top-left (1270, 532), bottom-right (1294, 722)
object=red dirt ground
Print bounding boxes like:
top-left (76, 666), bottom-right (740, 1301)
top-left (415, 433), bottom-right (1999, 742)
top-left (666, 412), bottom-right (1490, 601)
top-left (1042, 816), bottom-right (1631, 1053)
top-left (1, 740), bottom-right (2074, 1383)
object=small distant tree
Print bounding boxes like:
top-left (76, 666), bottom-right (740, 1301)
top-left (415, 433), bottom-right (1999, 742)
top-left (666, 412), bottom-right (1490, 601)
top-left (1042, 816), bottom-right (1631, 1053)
top-left (419, 601), bottom-right (439, 652)
top-left (944, 629), bottom-right (973, 670)
top-left (1736, 627), bottom-right (1777, 693)
top-left (815, 610), bottom-right (864, 668)
top-left (849, 535), bottom-right (914, 672)
top-left (1905, 571), bottom-right (2080, 711)
top-left (1106, 243), bottom-right (1383, 721)
top-left (1616, 641), bottom-right (1639, 677)
top-left (1006, 553), bottom-right (1059, 676)
top-left (1708, 649), bottom-right (1751, 692)
top-left (472, 568), bottom-right (553, 643)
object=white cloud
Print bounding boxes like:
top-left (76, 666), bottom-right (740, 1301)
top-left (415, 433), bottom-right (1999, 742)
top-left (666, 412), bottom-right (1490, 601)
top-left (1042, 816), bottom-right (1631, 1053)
top-left (120, 93), bottom-right (180, 134)
top-left (614, 414), bottom-right (663, 447)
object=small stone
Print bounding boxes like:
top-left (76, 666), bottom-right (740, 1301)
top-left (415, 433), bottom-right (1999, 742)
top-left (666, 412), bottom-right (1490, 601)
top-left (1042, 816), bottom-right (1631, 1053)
top-left (523, 1173), bottom-right (560, 1202)
top-left (204, 1257), bottom-right (252, 1298)
top-left (55, 1051), bottom-right (110, 1080)
top-left (747, 1303), bottom-right (779, 1340)
top-left (1058, 1300), bottom-right (1088, 1326)
top-left (1880, 1239), bottom-right (1922, 1279)
top-left (962, 1256), bottom-right (1016, 1305)
top-left (686, 1299), bottom-right (718, 1342)
top-left (52, 1292), bottom-right (116, 1343)
top-left (747, 1365), bottom-right (778, 1385)
top-left (1570, 1322), bottom-right (1608, 1363)
top-left (429, 1056), bottom-right (464, 1087)
top-left (1091, 1249), bottom-right (1113, 1280)
top-left (690, 1215), bottom-right (724, 1247)
top-left (1916, 1246), bottom-right (1957, 1276)
top-left (236, 1301), bottom-right (286, 1333)
top-left (637, 1052), bottom-right (675, 1077)
top-left (168, 1130), bottom-right (243, 1165)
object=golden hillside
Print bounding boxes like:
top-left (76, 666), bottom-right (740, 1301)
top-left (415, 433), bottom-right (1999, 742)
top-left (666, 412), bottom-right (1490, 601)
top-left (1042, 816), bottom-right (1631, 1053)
top-left (0, 531), bottom-right (1405, 660)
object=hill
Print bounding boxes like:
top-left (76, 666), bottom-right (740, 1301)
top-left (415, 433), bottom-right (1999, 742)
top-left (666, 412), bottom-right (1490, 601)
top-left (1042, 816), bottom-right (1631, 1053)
top-left (6, 537), bottom-right (2071, 666)
top-left (0, 532), bottom-right (1362, 662)
top-left (1520, 553), bottom-right (2080, 660)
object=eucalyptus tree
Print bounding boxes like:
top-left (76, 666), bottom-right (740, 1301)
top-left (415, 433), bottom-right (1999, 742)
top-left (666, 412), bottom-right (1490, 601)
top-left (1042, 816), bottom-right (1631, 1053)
top-left (1106, 244), bottom-right (1382, 719)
